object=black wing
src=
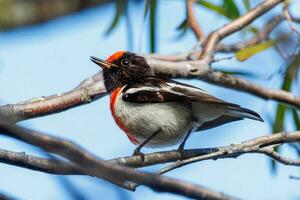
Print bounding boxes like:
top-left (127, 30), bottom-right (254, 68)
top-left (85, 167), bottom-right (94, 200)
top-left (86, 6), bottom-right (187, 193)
top-left (122, 77), bottom-right (239, 107)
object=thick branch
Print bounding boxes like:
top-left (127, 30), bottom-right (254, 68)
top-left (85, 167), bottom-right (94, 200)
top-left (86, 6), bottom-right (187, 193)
top-left (0, 74), bottom-right (106, 122)
top-left (0, 148), bottom-right (81, 175)
top-left (1, 131), bottom-right (299, 177)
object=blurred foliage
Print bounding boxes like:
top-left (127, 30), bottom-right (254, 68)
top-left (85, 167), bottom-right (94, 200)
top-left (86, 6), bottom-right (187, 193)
top-left (105, 0), bottom-right (127, 35)
top-left (235, 33), bottom-right (290, 61)
top-left (270, 47), bottom-right (300, 172)
top-left (242, 0), bottom-right (251, 12)
top-left (177, 0), bottom-right (256, 40)
top-left (0, 0), bottom-right (110, 30)
top-left (149, 0), bottom-right (157, 53)
top-left (197, 0), bottom-right (240, 20)
top-left (105, 0), bottom-right (155, 52)
top-left (235, 39), bottom-right (279, 61)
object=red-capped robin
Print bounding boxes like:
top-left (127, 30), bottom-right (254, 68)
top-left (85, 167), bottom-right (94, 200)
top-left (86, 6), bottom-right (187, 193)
top-left (90, 51), bottom-right (263, 156)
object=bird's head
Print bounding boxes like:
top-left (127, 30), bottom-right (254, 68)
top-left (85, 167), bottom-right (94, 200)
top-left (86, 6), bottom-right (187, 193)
top-left (91, 51), bottom-right (154, 92)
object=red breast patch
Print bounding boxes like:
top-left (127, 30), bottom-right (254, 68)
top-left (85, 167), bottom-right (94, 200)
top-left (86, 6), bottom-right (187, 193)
top-left (107, 51), bottom-right (125, 63)
top-left (110, 87), bottom-right (139, 145)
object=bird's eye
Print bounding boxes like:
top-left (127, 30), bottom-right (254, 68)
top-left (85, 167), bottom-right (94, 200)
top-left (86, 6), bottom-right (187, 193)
top-left (121, 59), bottom-right (130, 66)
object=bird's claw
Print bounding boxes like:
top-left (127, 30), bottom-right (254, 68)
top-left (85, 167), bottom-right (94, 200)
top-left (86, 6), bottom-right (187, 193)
top-left (132, 149), bottom-right (145, 161)
top-left (177, 145), bottom-right (185, 160)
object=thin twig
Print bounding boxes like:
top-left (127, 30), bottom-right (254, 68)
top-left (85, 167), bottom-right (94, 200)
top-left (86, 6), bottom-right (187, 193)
top-left (200, 0), bottom-right (284, 62)
top-left (186, 0), bottom-right (205, 41)
top-left (158, 132), bottom-right (300, 175)
top-left (216, 14), bottom-right (285, 52)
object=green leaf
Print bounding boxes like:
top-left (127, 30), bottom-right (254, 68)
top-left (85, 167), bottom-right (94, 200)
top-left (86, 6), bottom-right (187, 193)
top-left (197, 0), bottom-right (240, 20)
top-left (271, 146), bottom-right (279, 173)
top-left (174, 18), bottom-right (189, 39)
top-left (271, 104), bottom-right (286, 173)
top-left (149, 0), bottom-right (157, 53)
top-left (246, 26), bottom-right (259, 34)
top-left (292, 109), bottom-right (300, 130)
top-left (105, 0), bottom-right (127, 36)
top-left (198, 0), bottom-right (226, 17)
top-left (242, 0), bottom-right (251, 12)
top-left (270, 56), bottom-right (296, 173)
top-left (176, 18), bottom-right (188, 30)
top-left (222, 0), bottom-right (240, 19)
top-left (236, 39), bottom-right (278, 61)
top-left (273, 104), bottom-right (286, 133)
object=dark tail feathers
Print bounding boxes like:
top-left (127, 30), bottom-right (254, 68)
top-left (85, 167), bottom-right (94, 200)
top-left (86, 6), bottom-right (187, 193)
top-left (227, 106), bottom-right (264, 122)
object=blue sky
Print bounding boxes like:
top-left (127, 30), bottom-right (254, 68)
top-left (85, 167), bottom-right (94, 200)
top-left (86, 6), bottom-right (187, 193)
top-left (0, 1), bottom-right (299, 199)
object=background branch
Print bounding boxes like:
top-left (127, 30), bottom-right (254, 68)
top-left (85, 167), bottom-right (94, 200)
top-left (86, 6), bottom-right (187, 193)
top-left (216, 14), bottom-right (285, 52)
top-left (200, 0), bottom-right (284, 61)
top-left (186, 0), bottom-right (205, 41)
top-left (0, 0), bottom-right (110, 30)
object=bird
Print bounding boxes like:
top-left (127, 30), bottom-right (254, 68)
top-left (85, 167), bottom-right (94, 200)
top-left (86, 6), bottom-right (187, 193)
top-left (90, 51), bottom-right (263, 156)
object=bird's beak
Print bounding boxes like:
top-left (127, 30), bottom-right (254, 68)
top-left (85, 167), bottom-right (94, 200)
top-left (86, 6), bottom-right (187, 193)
top-left (90, 56), bottom-right (113, 69)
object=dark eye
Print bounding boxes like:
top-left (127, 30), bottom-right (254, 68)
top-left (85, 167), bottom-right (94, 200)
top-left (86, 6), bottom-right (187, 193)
top-left (121, 59), bottom-right (130, 66)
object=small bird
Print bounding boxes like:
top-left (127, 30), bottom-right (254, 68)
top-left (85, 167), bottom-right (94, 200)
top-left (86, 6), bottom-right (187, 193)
top-left (91, 51), bottom-right (263, 156)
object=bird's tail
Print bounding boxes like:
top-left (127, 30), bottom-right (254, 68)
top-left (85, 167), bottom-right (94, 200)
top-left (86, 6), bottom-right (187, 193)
top-left (226, 106), bottom-right (264, 122)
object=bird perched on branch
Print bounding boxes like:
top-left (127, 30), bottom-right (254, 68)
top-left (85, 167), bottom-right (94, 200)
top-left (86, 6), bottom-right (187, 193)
top-left (91, 51), bottom-right (263, 157)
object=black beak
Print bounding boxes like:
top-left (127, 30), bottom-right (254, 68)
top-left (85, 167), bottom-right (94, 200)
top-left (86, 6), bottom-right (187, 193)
top-left (90, 56), bottom-right (113, 69)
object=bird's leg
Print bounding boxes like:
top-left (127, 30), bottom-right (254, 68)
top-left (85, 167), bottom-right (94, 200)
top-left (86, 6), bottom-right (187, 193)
top-left (177, 130), bottom-right (192, 159)
top-left (133, 130), bottom-right (160, 160)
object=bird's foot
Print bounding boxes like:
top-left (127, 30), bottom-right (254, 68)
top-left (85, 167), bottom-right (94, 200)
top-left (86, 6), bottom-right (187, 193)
top-left (132, 149), bottom-right (145, 161)
top-left (177, 145), bottom-right (185, 160)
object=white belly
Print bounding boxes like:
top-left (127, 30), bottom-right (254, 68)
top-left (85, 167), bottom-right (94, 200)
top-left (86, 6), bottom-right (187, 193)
top-left (113, 95), bottom-right (193, 148)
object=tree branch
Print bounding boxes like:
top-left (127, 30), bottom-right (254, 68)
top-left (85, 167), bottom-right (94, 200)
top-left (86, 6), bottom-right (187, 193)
top-left (216, 14), bottom-right (285, 52)
top-left (186, 0), bottom-right (205, 41)
top-left (157, 131), bottom-right (300, 175)
top-left (0, 121), bottom-right (236, 200)
top-left (1, 58), bottom-right (300, 122)
top-left (1, 129), bottom-right (299, 177)
top-left (200, 0), bottom-right (284, 62)
top-left (0, 74), bottom-right (106, 122)
top-left (0, 148), bottom-right (81, 175)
